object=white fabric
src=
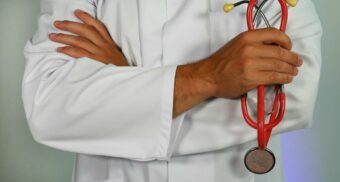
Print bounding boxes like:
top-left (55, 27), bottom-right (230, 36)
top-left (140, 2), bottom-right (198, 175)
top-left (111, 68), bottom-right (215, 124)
top-left (22, 0), bottom-right (322, 181)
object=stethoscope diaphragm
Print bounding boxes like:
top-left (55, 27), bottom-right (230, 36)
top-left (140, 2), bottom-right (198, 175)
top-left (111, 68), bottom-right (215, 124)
top-left (244, 147), bottom-right (276, 174)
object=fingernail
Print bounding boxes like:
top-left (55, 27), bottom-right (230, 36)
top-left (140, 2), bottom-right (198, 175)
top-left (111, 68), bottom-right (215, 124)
top-left (294, 68), bottom-right (299, 76)
top-left (54, 21), bottom-right (62, 26)
top-left (75, 9), bottom-right (83, 14)
top-left (298, 56), bottom-right (303, 66)
top-left (49, 33), bottom-right (57, 39)
top-left (57, 47), bottom-right (64, 52)
top-left (75, 9), bottom-right (87, 16)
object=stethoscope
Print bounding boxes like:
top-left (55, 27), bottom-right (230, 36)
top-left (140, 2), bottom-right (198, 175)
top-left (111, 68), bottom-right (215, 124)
top-left (223, 0), bottom-right (298, 174)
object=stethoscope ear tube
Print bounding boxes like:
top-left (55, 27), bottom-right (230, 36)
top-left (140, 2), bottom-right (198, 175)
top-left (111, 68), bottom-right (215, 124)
top-left (247, 0), bottom-right (288, 31)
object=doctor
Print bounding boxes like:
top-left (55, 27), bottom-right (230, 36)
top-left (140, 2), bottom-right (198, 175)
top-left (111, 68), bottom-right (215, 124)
top-left (22, 0), bottom-right (322, 182)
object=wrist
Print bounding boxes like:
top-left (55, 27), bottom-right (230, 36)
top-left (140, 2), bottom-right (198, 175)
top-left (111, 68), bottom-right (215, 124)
top-left (195, 58), bottom-right (218, 98)
top-left (176, 59), bottom-right (216, 100)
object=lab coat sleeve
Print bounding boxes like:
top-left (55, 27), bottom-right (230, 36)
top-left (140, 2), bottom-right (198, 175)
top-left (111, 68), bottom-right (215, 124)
top-left (261, 0), bottom-right (323, 134)
top-left (22, 0), bottom-right (182, 161)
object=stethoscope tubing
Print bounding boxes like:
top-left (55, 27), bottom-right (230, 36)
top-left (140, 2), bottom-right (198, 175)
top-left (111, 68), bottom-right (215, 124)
top-left (242, 0), bottom-right (288, 150)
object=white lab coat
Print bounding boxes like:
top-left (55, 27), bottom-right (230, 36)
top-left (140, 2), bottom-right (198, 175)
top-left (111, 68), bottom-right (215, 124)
top-left (22, 0), bottom-right (322, 181)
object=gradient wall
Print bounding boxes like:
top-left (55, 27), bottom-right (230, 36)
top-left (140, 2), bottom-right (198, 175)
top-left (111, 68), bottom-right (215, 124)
top-left (0, 0), bottom-right (338, 181)
top-left (0, 1), bottom-right (74, 182)
top-left (281, 0), bottom-right (340, 182)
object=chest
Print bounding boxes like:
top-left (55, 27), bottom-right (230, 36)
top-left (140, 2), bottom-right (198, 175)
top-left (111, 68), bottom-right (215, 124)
top-left (95, 0), bottom-right (249, 66)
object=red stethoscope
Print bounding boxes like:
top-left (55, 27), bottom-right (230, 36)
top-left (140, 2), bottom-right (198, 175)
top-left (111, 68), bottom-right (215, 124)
top-left (224, 0), bottom-right (298, 174)
top-left (243, 0), bottom-right (288, 151)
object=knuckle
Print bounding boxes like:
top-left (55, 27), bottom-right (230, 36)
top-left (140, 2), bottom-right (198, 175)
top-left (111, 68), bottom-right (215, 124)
top-left (278, 74), bottom-right (291, 83)
top-left (284, 75), bottom-right (293, 83)
top-left (69, 35), bottom-right (78, 41)
top-left (92, 47), bottom-right (102, 55)
top-left (274, 61), bottom-right (282, 70)
top-left (84, 52), bottom-right (92, 58)
top-left (274, 28), bottom-right (282, 37)
top-left (67, 35), bottom-right (81, 44)
top-left (269, 73), bottom-right (278, 82)
top-left (66, 46), bottom-right (75, 51)
top-left (91, 54), bottom-right (99, 60)
top-left (76, 35), bottom-right (86, 40)
top-left (276, 46), bottom-right (285, 58)
top-left (82, 13), bottom-right (91, 20)
top-left (268, 28), bottom-right (291, 48)
top-left (81, 24), bottom-right (93, 31)
top-left (293, 54), bottom-right (300, 65)
top-left (97, 20), bottom-right (105, 27)
top-left (267, 27), bottom-right (279, 35)
top-left (290, 66), bottom-right (296, 75)
top-left (55, 33), bottom-right (66, 40)
top-left (241, 72), bottom-right (256, 90)
top-left (241, 67), bottom-right (253, 82)
top-left (61, 46), bottom-right (72, 52)
top-left (242, 58), bottom-right (253, 69)
top-left (102, 43), bottom-right (113, 51)
top-left (61, 21), bottom-right (71, 28)
top-left (240, 76), bottom-right (250, 88)
top-left (286, 35), bottom-right (293, 48)
top-left (240, 46), bottom-right (247, 57)
top-left (239, 31), bottom-right (251, 41)
top-left (245, 44), bottom-right (255, 53)
top-left (75, 36), bottom-right (87, 44)
top-left (88, 26), bottom-right (98, 33)
top-left (241, 44), bottom-right (255, 57)
top-left (83, 24), bottom-right (93, 30)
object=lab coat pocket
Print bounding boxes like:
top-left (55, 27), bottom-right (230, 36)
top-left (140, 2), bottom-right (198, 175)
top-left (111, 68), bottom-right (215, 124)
top-left (208, 5), bottom-right (248, 53)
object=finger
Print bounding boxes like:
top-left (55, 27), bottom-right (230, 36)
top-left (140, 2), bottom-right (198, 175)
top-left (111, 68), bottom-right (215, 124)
top-left (74, 9), bottom-right (113, 43)
top-left (252, 58), bottom-right (298, 75)
top-left (253, 44), bottom-right (302, 67)
top-left (49, 33), bottom-right (99, 54)
top-left (256, 72), bottom-right (294, 86)
top-left (54, 20), bottom-right (105, 47)
top-left (242, 28), bottom-right (292, 50)
top-left (57, 46), bottom-right (92, 59)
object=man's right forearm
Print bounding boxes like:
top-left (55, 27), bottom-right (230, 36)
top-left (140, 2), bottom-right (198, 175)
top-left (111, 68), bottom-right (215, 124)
top-left (172, 28), bottom-right (302, 118)
top-left (173, 59), bottom-right (216, 118)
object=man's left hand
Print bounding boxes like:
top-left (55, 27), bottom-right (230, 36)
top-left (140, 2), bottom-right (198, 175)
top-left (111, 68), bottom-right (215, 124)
top-left (49, 9), bottom-right (129, 66)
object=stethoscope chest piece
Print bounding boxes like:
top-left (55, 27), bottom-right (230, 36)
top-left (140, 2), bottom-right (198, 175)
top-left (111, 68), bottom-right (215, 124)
top-left (244, 147), bottom-right (276, 174)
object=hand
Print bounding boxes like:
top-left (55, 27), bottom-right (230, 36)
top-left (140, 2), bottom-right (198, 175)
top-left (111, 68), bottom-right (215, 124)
top-left (49, 9), bottom-right (129, 66)
top-left (203, 28), bottom-right (303, 98)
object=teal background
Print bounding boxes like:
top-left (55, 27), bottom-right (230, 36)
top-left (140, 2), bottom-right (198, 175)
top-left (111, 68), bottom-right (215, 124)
top-left (0, 0), bottom-right (338, 181)
top-left (281, 0), bottom-right (340, 182)
top-left (0, 1), bottom-right (74, 182)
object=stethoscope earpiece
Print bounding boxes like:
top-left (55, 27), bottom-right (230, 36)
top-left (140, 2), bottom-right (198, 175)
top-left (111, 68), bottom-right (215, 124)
top-left (223, 0), bottom-right (298, 14)
top-left (223, 3), bottom-right (235, 13)
top-left (286, 0), bottom-right (298, 7)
